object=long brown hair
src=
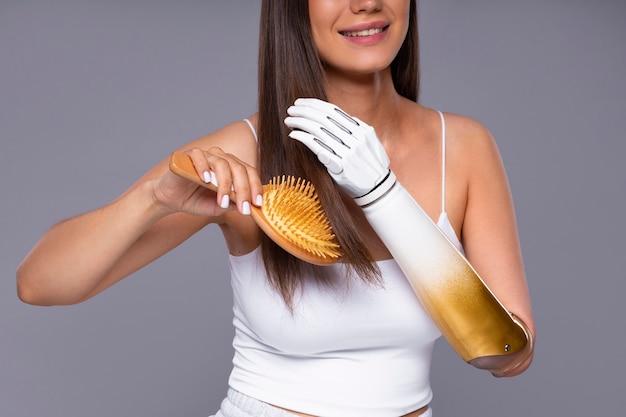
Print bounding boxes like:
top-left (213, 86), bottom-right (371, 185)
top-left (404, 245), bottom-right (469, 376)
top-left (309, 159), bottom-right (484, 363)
top-left (257, 0), bottom-right (420, 315)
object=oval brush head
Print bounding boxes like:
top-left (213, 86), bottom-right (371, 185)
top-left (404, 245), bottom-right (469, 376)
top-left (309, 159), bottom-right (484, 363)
top-left (169, 151), bottom-right (343, 265)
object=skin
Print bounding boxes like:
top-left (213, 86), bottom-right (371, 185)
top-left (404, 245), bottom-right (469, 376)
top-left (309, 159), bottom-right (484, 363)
top-left (16, 0), bottom-right (535, 415)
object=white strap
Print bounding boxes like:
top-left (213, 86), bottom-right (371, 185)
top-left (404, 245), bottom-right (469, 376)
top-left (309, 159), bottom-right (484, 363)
top-left (242, 118), bottom-right (258, 143)
top-left (437, 110), bottom-right (446, 214)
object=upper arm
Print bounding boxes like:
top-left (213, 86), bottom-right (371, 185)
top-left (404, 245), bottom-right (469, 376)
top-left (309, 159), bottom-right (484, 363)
top-left (460, 117), bottom-right (536, 349)
top-left (77, 116), bottom-right (259, 303)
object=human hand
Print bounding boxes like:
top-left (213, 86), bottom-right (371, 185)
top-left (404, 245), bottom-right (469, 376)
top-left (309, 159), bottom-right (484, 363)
top-left (283, 98), bottom-right (391, 201)
top-left (153, 146), bottom-right (263, 217)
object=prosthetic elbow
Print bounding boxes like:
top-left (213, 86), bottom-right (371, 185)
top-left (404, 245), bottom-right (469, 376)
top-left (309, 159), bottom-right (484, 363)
top-left (355, 170), bottom-right (532, 371)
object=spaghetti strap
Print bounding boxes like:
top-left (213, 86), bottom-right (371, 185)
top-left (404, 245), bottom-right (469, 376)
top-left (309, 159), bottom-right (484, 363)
top-left (242, 118), bottom-right (258, 143)
top-left (437, 110), bottom-right (447, 215)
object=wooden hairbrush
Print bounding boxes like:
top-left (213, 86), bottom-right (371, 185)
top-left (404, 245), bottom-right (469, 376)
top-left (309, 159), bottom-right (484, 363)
top-left (168, 150), bottom-right (343, 265)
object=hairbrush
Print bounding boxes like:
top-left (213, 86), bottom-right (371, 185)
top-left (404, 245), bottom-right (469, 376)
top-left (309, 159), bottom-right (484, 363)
top-left (168, 150), bottom-right (343, 265)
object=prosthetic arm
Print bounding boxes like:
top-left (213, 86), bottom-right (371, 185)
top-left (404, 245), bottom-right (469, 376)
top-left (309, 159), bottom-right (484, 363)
top-left (284, 98), bottom-right (534, 374)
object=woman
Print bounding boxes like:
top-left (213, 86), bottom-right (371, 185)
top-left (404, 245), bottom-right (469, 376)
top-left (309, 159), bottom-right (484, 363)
top-left (16, 0), bottom-right (536, 416)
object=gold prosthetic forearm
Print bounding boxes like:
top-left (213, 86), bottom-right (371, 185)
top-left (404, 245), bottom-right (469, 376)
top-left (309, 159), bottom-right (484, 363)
top-left (357, 173), bottom-right (532, 371)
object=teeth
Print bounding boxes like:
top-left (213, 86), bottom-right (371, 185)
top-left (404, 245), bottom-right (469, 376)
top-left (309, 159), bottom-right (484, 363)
top-left (343, 27), bottom-right (384, 37)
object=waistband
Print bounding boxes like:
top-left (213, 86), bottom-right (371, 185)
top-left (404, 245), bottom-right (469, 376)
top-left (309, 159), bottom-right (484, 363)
top-left (211, 387), bottom-right (301, 417)
top-left (211, 387), bottom-right (434, 417)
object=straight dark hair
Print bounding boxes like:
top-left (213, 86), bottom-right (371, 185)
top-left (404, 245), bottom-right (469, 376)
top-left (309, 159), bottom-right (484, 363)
top-left (257, 0), bottom-right (420, 315)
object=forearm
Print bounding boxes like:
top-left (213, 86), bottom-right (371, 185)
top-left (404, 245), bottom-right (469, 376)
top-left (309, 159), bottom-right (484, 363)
top-left (359, 175), bottom-right (531, 369)
top-left (17, 180), bottom-right (171, 305)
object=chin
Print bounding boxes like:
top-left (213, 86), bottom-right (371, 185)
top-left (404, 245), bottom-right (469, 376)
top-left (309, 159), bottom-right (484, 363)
top-left (320, 38), bottom-right (402, 75)
top-left (326, 56), bottom-right (395, 75)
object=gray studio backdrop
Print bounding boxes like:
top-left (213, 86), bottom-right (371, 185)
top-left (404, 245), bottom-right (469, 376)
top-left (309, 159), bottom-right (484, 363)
top-left (2, 1), bottom-right (624, 416)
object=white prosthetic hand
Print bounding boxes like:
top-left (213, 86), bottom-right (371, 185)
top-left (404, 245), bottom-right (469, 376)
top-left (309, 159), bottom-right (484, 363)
top-left (284, 98), bottom-right (533, 375)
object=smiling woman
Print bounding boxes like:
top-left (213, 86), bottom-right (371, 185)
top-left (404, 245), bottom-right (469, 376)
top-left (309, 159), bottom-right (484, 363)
top-left (14, 0), bottom-right (533, 416)
top-left (200, 0), bottom-right (535, 416)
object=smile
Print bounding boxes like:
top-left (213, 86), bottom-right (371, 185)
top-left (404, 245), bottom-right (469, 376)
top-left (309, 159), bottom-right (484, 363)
top-left (338, 24), bottom-right (390, 45)
top-left (339, 24), bottom-right (390, 37)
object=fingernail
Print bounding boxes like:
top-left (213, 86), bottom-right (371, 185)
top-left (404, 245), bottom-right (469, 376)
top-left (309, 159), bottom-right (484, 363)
top-left (220, 194), bottom-right (229, 208)
top-left (211, 171), bottom-right (218, 186)
top-left (255, 194), bottom-right (263, 206)
top-left (242, 201), bottom-right (250, 215)
top-left (202, 171), bottom-right (211, 183)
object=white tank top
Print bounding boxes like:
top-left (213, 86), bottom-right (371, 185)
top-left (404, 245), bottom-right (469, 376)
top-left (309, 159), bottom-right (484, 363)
top-left (227, 111), bottom-right (464, 417)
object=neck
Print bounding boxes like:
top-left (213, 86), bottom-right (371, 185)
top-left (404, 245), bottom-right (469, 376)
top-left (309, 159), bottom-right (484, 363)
top-left (322, 64), bottom-right (403, 147)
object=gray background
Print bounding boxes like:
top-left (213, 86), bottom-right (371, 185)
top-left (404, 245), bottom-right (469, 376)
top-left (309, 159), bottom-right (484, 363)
top-left (2, 1), bottom-right (624, 416)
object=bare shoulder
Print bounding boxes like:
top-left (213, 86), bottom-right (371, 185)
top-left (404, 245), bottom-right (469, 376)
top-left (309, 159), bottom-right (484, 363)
top-left (440, 110), bottom-right (495, 148)
top-left (191, 112), bottom-right (259, 168)
top-left (438, 110), bottom-right (502, 183)
top-left (402, 100), bottom-right (496, 167)
top-left (410, 104), bottom-right (503, 235)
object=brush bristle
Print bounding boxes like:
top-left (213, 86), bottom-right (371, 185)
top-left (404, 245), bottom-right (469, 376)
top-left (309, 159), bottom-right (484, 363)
top-left (263, 175), bottom-right (342, 260)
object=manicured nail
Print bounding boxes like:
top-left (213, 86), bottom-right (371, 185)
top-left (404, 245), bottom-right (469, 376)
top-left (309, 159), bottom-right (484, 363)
top-left (255, 194), bottom-right (263, 206)
top-left (202, 170), bottom-right (211, 183)
top-left (242, 201), bottom-right (250, 215)
top-left (220, 194), bottom-right (229, 208)
top-left (211, 171), bottom-right (218, 186)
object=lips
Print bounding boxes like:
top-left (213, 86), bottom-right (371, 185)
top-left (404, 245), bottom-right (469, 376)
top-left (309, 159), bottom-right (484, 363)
top-left (338, 20), bottom-right (390, 35)
top-left (340, 25), bottom-right (389, 38)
